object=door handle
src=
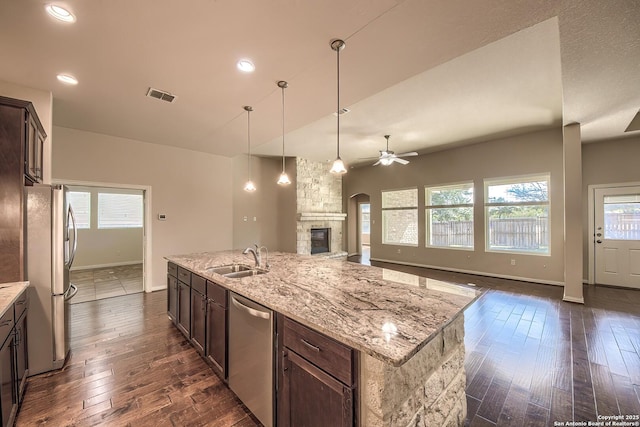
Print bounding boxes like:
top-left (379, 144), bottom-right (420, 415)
top-left (596, 240), bottom-right (602, 244)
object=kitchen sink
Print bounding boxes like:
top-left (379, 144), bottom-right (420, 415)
top-left (206, 264), bottom-right (268, 278)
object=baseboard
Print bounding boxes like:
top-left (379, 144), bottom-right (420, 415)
top-left (149, 285), bottom-right (167, 293)
top-left (369, 257), bottom-right (566, 287)
top-left (562, 295), bottom-right (585, 304)
top-left (71, 260), bottom-right (143, 271)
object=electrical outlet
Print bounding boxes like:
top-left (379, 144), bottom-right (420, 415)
top-left (510, 259), bottom-right (516, 266)
top-left (243, 216), bottom-right (248, 222)
top-left (397, 248), bottom-right (401, 254)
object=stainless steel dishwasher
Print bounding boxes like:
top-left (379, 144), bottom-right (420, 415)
top-left (228, 292), bottom-right (274, 427)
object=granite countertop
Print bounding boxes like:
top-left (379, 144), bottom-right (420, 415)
top-left (165, 251), bottom-right (482, 367)
top-left (0, 282), bottom-right (29, 318)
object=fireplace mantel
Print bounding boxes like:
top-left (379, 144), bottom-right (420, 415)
top-left (297, 212), bottom-right (346, 222)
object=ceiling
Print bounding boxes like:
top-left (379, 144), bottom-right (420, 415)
top-left (1, 0), bottom-right (638, 167)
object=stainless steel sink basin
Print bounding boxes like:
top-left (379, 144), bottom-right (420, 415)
top-left (206, 264), bottom-right (268, 278)
top-left (206, 264), bottom-right (253, 275)
top-left (223, 268), bottom-right (268, 279)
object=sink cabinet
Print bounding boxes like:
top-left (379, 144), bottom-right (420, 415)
top-left (205, 280), bottom-right (227, 379)
top-left (176, 267), bottom-right (191, 337)
top-left (167, 263), bottom-right (178, 323)
top-left (278, 315), bottom-right (357, 427)
top-left (190, 275), bottom-right (206, 355)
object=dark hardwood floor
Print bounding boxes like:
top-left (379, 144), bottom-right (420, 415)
top-left (17, 260), bottom-right (640, 426)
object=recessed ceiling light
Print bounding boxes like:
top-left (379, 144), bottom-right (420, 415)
top-left (237, 59), bottom-right (255, 73)
top-left (57, 74), bottom-right (78, 85)
top-left (45, 4), bottom-right (76, 23)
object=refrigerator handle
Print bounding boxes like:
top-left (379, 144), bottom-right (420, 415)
top-left (67, 205), bottom-right (78, 268)
top-left (64, 284), bottom-right (78, 301)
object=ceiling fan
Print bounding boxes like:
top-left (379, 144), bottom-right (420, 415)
top-left (372, 135), bottom-right (418, 166)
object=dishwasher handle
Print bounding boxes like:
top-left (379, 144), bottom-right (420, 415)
top-left (231, 295), bottom-right (271, 320)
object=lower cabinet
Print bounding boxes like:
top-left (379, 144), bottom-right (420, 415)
top-left (0, 288), bottom-right (29, 427)
top-left (177, 280), bottom-right (191, 337)
top-left (205, 280), bottom-right (227, 379)
top-left (190, 276), bottom-right (206, 355)
top-left (278, 316), bottom-right (357, 427)
top-left (167, 275), bottom-right (178, 324)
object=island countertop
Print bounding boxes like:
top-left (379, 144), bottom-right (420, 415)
top-left (165, 251), bottom-right (481, 367)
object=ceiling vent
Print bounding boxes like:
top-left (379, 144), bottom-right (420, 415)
top-left (146, 87), bottom-right (177, 103)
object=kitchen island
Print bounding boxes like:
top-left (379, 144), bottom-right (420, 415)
top-left (166, 251), bottom-right (481, 426)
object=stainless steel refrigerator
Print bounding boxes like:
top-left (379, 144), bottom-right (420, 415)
top-left (26, 184), bottom-right (78, 375)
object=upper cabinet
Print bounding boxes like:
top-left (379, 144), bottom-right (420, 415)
top-left (0, 95), bottom-right (47, 186)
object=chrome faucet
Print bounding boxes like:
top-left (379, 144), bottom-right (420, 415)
top-left (243, 244), bottom-right (261, 268)
top-left (242, 244), bottom-right (269, 269)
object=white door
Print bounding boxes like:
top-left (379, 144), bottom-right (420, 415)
top-left (594, 186), bottom-right (640, 289)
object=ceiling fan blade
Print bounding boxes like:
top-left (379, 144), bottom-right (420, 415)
top-left (358, 156), bottom-right (380, 160)
top-left (396, 152), bottom-right (418, 157)
top-left (372, 160), bottom-right (381, 166)
top-left (393, 158), bottom-right (410, 165)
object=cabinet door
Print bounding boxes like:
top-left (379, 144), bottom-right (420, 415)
top-left (25, 116), bottom-right (40, 183)
top-left (280, 349), bottom-right (353, 427)
top-left (190, 290), bottom-right (206, 355)
top-left (177, 282), bottom-right (190, 337)
top-left (15, 312), bottom-right (27, 401)
top-left (0, 335), bottom-right (15, 427)
top-left (167, 275), bottom-right (178, 323)
top-left (206, 299), bottom-right (226, 378)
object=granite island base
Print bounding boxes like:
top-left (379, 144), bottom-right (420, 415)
top-left (165, 251), bottom-right (481, 427)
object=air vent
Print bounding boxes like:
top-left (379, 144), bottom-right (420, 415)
top-left (146, 87), bottom-right (177, 103)
top-left (332, 107), bottom-right (350, 116)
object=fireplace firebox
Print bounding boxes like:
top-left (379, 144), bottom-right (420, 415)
top-left (310, 228), bottom-right (330, 254)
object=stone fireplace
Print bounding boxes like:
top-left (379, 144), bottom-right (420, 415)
top-left (310, 228), bottom-right (330, 254)
top-left (295, 158), bottom-right (347, 257)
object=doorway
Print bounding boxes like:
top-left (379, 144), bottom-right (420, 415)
top-left (593, 185), bottom-right (640, 289)
top-left (60, 181), bottom-right (151, 303)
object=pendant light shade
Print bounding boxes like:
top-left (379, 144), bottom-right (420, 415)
top-left (277, 80), bottom-right (291, 185)
top-left (330, 39), bottom-right (347, 175)
top-left (243, 106), bottom-right (256, 192)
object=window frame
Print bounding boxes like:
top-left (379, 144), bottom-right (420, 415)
top-left (67, 191), bottom-right (91, 229)
top-left (381, 187), bottom-right (419, 247)
top-left (97, 192), bottom-right (144, 229)
top-left (425, 182), bottom-right (474, 251)
top-left (484, 173), bottom-right (551, 256)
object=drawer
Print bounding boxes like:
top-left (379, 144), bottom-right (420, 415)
top-left (15, 290), bottom-right (28, 320)
top-left (0, 308), bottom-right (14, 347)
top-left (284, 317), bottom-right (353, 385)
top-left (177, 267), bottom-right (191, 285)
top-left (206, 281), bottom-right (227, 308)
top-left (167, 262), bottom-right (178, 278)
top-left (192, 274), bottom-right (206, 295)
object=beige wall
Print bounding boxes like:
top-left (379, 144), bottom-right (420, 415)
top-left (53, 126), bottom-right (233, 290)
top-left (344, 128), bottom-right (565, 284)
top-left (232, 156), bottom-right (297, 253)
top-left (582, 135), bottom-right (640, 278)
top-left (67, 186), bottom-right (144, 269)
top-left (0, 80), bottom-right (53, 184)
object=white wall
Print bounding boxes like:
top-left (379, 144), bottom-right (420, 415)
top-left (0, 80), bottom-right (53, 184)
top-left (344, 128), bottom-right (565, 285)
top-left (68, 185), bottom-right (144, 269)
top-left (53, 126), bottom-right (234, 290)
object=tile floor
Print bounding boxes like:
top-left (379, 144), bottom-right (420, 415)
top-left (70, 264), bottom-right (143, 304)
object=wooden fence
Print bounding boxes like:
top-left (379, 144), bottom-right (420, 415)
top-left (604, 213), bottom-right (640, 240)
top-left (431, 217), bottom-right (549, 249)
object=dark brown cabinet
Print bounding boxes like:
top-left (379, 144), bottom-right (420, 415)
top-left (25, 114), bottom-right (45, 184)
top-left (278, 317), bottom-right (357, 427)
top-left (190, 276), bottom-right (206, 355)
top-left (0, 289), bottom-right (29, 427)
top-left (176, 267), bottom-right (191, 338)
top-left (205, 280), bottom-right (227, 379)
top-left (167, 263), bottom-right (178, 323)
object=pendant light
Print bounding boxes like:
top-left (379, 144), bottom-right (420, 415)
top-left (329, 39), bottom-right (347, 175)
top-left (276, 81), bottom-right (291, 185)
top-left (243, 106), bottom-right (256, 192)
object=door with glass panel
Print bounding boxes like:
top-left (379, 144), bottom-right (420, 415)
top-left (594, 186), bottom-right (640, 289)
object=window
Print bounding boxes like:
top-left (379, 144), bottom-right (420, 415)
top-left (426, 183), bottom-right (473, 249)
top-left (67, 191), bottom-right (90, 229)
top-left (603, 194), bottom-right (640, 240)
top-left (98, 193), bottom-right (143, 229)
top-left (382, 188), bottom-right (418, 246)
top-left (360, 203), bottom-right (370, 235)
top-left (485, 175), bottom-right (550, 254)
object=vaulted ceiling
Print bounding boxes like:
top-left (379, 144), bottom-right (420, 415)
top-left (1, 0), bottom-right (638, 166)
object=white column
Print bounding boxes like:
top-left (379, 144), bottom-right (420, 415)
top-left (563, 123), bottom-right (584, 303)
